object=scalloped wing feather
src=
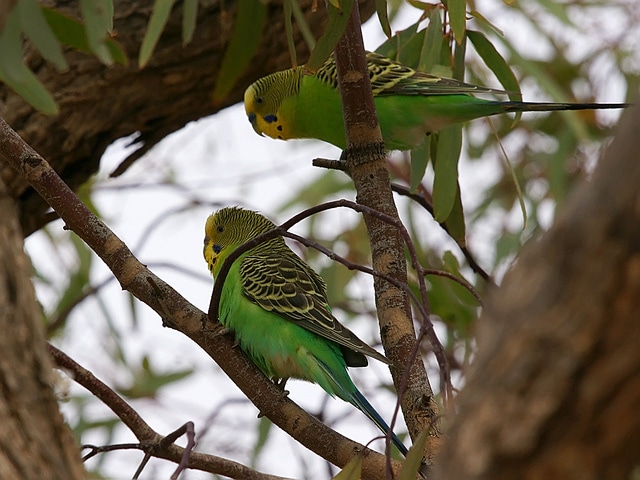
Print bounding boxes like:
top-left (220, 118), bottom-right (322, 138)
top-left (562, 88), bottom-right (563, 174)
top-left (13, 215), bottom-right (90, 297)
top-left (313, 51), bottom-right (508, 97)
top-left (239, 252), bottom-right (391, 366)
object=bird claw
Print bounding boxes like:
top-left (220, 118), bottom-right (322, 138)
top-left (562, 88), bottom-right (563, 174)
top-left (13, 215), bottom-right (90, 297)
top-left (210, 326), bottom-right (230, 338)
top-left (271, 378), bottom-right (290, 397)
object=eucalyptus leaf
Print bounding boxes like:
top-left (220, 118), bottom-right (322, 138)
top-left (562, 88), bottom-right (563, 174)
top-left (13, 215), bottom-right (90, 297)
top-left (18, 0), bottom-right (68, 70)
top-left (80, 0), bottom-right (114, 65)
top-left (432, 126), bottom-right (462, 222)
top-left (305, 0), bottom-right (354, 72)
top-left (182, 0), bottom-right (198, 46)
top-left (212, 0), bottom-right (267, 102)
top-left (138, 0), bottom-right (176, 68)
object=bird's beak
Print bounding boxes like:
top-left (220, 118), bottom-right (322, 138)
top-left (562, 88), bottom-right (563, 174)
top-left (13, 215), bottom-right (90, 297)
top-left (247, 112), bottom-right (264, 136)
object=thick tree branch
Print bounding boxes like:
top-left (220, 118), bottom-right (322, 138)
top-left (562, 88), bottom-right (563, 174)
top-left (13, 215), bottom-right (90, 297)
top-left (0, 117), bottom-right (401, 480)
top-left (436, 103), bottom-right (640, 479)
top-left (332, 4), bottom-right (442, 465)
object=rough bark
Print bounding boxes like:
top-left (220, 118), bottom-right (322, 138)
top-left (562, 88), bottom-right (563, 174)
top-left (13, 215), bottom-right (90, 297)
top-left (436, 102), bottom-right (640, 479)
top-left (334, 6), bottom-right (441, 465)
top-left (0, 179), bottom-right (84, 479)
top-left (0, 0), bottom-right (374, 235)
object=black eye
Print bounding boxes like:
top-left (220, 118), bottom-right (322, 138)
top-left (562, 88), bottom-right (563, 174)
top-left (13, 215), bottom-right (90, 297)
top-left (256, 96), bottom-right (263, 104)
top-left (217, 225), bottom-right (224, 233)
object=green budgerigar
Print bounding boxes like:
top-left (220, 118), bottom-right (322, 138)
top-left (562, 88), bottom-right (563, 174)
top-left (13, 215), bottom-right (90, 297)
top-left (203, 206), bottom-right (410, 456)
top-left (244, 51), bottom-right (629, 151)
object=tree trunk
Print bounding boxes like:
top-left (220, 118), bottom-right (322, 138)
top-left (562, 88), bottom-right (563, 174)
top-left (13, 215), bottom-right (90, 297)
top-left (0, 179), bottom-right (85, 480)
top-left (435, 102), bottom-right (640, 479)
top-left (0, 0), bottom-right (375, 235)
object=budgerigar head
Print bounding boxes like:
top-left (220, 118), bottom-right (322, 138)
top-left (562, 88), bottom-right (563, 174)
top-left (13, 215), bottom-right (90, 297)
top-left (203, 207), bottom-right (277, 277)
top-left (244, 68), bottom-right (303, 141)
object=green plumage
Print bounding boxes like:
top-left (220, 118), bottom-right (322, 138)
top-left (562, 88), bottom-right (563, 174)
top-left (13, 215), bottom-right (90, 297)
top-left (203, 207), bottom-right (409, 455)
top-left (244, 51), bottom-right (628, 150)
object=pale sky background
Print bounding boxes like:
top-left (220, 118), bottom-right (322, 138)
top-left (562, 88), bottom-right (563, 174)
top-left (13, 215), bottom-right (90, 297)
top-left (23, 2), bottom-right (634, 478)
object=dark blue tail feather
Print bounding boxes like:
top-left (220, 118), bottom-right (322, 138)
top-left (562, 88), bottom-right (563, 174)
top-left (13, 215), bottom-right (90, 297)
top-left (349, 388), bottom-right (408, 456)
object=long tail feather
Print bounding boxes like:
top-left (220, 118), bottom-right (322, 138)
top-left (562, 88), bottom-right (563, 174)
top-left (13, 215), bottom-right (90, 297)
top-left (348, 388), bottom-right (408, 457)
top-left (315, 358), bottom-right (428, 478)
top-left (501, 101), bottom-right (631, 113)
top-left (315, 358), bottom-right (409, 454)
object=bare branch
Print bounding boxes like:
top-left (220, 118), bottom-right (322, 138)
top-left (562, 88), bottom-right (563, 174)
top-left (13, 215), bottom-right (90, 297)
top-left (48, 344), bottom-right (289, 480)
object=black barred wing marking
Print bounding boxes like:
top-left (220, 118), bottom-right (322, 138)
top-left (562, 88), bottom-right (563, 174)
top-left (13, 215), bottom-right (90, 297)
top-left (240, 252), bottom-right (390, 366)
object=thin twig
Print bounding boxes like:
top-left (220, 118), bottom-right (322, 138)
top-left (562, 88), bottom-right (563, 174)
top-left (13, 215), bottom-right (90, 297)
top-left (47, 344), bottom-right (288, 480)
top-left (46, 277), bottom-right (114, 336)
top-left (390, 182), bottom-right (495, 286)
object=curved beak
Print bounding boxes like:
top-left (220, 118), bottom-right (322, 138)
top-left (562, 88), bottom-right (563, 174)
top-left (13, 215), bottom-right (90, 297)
top-left (247, 112), bottom-right (263, 136)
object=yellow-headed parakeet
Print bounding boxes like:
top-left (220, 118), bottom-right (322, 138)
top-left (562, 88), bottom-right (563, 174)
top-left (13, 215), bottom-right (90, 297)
top-left (203, 206), bottom-right (410, 456)
top-left (244, 51), bottom-right (628, 151)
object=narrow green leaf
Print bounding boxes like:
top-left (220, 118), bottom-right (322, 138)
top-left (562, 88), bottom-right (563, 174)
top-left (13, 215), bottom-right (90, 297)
top-left (537, 0), bottom-right (575, 26)
top-left (279, 170), bottom-right (352, 211)
top-left (117, 367), bottom-right (194, 399)
top-left (0, 7), bottom-right (25, 81)
top-left (489, 119), bottom-right (527, 228)
top-left (333, 454), bottom-right (362, 480)
top-left (41, 7), bottom-right (128, 66)
top-left (104, 0), bottom-right (114, 31)
top-left (546, 128), bottom-right (575, 207)
top-left (409, 135), bottom-right (430, 192)
top-left (468, 9), bottom-right (503, 36)
top-left (418, 8), bottom-right (442, 72)
top-left (467, 30), bottom-right (521, 100)
top-left (432, 125), bottom-right (462, 222)
top-left (51, 235), bottom-right (93, 322)
top-left (138, 0), bottom-right (176, 68)
top-left (396, 28), bottom-right (427, 67)
top-left (0, 67), bottom-right (59, 114)
top-left (443, 183), bottom-right (466, 244)
top-left (427, 251), bottom-right (477, 334)
top-left (0, 8), bottom-right (58, 114)
top-left (290, 0), bottom-right (316, 52)
top-left (375, 20), bottom-right (419, 60)
top-left (250, 417), bottom-right (273, 468)
top-left (305, 0), bottom-right (354, 72)
top-left (447, 0), bottom-right (466, 45)
top-left (375, 0), bottom-right (392, 39)
top-left (399, 429), bottom-right (429, 480)
top-left (18, 0), bottom-right (68, 70)
top-left (452, 31), bottom-right (466, 81)
top-left (212, 0), bottom-right (267, 102)
top-left (182, 0), bottom-right (198, 46)
top-left (80, 0), bottom-right (114, 65)
top-left (437, 35), bottom-right (452, 70)
top-left (283, 0), bottom-right (298, 67)
top-left (407, 0), bottom-right (440, 11)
